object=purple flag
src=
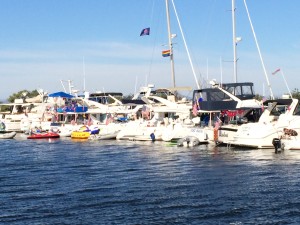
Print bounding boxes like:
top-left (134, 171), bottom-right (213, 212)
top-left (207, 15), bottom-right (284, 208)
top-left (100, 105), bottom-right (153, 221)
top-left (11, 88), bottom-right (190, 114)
top-left (140, 27), bottom-right (150, 36)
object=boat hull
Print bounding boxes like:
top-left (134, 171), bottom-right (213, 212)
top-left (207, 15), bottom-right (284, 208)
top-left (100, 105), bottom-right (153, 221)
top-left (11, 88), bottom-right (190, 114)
top-left (71, 131), bottom-right (90, 139)
top-left (89, 131), bottom-right (119, 140)
top-left (0, 131), bottom-right (17, 139)
top-left (27, 132), bottom-right (60, 139)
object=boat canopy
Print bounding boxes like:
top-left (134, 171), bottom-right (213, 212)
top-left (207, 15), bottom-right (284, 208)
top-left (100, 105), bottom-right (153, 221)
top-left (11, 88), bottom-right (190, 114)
top-left (48, 92), bottom-right (74, 98)
top-left (192, 82), bottom-right (256, 111)
top-left (121, 99), bottom-right (146, 105)
top-left (88, 92), bottom-right (123, 104)
top-left (221, 82), bottom-right (255, 100)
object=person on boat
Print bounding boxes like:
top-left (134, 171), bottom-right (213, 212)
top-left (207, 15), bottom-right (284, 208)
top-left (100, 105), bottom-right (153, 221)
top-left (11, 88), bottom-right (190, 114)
top-left (29, 126), bottom-right (42, 135)
top-left (35, 126), bottom-right (42, 133)
top-left (142, 106), bottom-right (150, 120)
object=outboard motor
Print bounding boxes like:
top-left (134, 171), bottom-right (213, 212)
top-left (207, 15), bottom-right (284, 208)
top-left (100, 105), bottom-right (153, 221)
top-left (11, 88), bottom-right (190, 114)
top-left (272, 138), bottom-right (281, 154)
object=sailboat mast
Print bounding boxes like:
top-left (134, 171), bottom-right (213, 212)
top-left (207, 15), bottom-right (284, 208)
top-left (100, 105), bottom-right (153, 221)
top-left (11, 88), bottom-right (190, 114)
top-left (232, 0), bottom-right (237, 83)
top-left (165, 0), bottom-right (176, 88)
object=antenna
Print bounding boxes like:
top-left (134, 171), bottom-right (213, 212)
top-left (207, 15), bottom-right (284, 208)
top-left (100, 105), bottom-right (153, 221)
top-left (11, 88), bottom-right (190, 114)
top-left (83, 56), bottom-right (86, 92)
top-left (206, 58), bottom-right (209, 81)
top-left (134, 76), bottom-right (138, 94)
top-left (232, 0), bottom-right (237, 83)
top-left (220, 57), bottom-right (223, 85)
top-left (60, 80), bottom-right (67, 93)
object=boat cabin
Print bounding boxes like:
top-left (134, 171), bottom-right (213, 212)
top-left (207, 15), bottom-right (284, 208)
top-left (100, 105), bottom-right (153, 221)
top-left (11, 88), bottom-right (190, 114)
top-left (87, 92), bottom-right (123, 104)
top-left (192, 82), bottom-right (256, 111)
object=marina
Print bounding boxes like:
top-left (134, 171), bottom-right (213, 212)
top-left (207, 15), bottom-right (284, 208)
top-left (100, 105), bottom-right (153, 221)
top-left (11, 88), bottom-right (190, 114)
top-left (0, 0), bottom-right (300, 224)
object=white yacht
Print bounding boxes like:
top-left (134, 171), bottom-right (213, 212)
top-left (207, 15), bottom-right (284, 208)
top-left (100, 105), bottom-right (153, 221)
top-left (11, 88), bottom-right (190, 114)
top-left (230, 98), bottom-right (297, 148)
top-left (39, 91), bottom-right (140, 137)
top-left (190, 81), bottom-right (262, 145)
top-left (116, 85), bottom-right (196, 142)
top-left (0, 98), bottom-right (46, 132)
top-left (272, 101), bottom-right (300, 150)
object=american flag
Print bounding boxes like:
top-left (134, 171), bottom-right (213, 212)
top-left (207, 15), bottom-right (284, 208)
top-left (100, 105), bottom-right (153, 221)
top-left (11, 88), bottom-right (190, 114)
top-left (192, 104), bottom-right (198, 116)
top-left (272, 68), bottom-right (280, 75)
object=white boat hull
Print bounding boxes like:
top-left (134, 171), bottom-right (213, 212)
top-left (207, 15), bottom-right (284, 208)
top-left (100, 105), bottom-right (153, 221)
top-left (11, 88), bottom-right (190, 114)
top-left (0, 131), bottom-right (17, 139)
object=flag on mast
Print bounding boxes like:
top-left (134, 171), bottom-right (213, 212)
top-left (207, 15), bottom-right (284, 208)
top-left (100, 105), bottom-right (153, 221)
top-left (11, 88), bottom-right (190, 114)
top-left (140, 27), bottom-right (150, 36)
top-left (162, 50), bottom-right (170, 57)
top-left (192, 103), bottom-right (198, 116)
top-left (272, 68), bottom-right (280, 75)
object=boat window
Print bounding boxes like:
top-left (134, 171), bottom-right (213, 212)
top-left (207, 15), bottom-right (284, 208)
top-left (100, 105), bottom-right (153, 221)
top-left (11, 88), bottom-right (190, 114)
top-left (293, 103), bottom-right (300, 115)
top-left (200, 92), bottom-right (208, 101)
top-left (234, 86), bottom-right (242, 96)
top-left (270, 105), bottom-right (286, 116)
top-left (241, 86), bottom-right (253, 95)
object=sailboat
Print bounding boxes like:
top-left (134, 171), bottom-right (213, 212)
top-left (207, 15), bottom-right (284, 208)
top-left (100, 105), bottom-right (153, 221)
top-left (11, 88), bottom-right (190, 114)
top-left (116, 0), bottom-right (203, 142)
top-left (214, 0), bottom-right (297, 148)
top-left (179, 0), bottom-right (265, 145)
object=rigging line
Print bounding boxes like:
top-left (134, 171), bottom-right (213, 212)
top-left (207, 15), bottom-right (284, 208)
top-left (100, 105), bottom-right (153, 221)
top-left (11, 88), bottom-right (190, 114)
top-left (149, 0), bottom-right (155, 28)
top-left (146, 0), bottom-right (162, 86)
top-left (243, 0), bottom-right (274, 100)
top-left (279, 69), bottom-right (292, 98)
top-left (202, 0), bottom-right (216, 86)
top-left (171, 0), bottom-right (200, 89)
top-left (141, 0), bottom-right (156, 86)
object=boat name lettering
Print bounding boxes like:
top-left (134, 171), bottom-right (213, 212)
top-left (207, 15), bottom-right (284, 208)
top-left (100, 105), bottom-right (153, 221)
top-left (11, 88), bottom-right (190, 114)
top-left (219, 132), bottom-right (228, 137)
top-left (191, 129), bottom-right (203, 133)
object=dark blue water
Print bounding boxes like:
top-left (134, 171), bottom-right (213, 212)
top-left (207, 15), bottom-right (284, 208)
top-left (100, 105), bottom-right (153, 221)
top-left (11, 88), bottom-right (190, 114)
top-left (1, 134), bottom-right (300, 224)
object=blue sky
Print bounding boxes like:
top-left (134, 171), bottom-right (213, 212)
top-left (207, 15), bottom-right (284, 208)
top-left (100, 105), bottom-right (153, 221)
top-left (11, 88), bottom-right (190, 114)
top-left (0, 0), bottom-right (299, 100)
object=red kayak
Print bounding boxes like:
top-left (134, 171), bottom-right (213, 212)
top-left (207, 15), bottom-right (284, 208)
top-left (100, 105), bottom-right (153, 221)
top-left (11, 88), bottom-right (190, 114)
top-left (27, 132), bottom-right (60, 139)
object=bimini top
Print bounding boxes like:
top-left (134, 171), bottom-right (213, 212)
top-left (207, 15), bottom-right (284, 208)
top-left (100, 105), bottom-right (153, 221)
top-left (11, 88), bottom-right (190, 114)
top-left (221, 82), bottom-right (255, 100)
top-left (193, 82), bottom-right (256, 111)
top-left (48, 92), bottom-right (74, 98)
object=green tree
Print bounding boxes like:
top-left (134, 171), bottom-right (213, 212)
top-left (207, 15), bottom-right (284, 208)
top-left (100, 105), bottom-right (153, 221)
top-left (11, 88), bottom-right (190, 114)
top-left (254, 94), bottom-right (264, 101)
top-left (291, 88), bottom-right (300, 100)
top-left (122, 94), bottom-right (134, 100)
top-left (7, 90), bottom-right (39, 103)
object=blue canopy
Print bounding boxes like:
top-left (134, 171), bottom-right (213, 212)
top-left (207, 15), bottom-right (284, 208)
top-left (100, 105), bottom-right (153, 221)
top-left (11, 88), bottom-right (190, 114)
top-left (48, 91), bottom-right (74, 98)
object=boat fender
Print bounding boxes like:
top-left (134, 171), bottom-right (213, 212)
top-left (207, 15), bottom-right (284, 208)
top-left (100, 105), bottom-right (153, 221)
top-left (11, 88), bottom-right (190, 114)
top-left (150, 133), bottom-right (155, 141)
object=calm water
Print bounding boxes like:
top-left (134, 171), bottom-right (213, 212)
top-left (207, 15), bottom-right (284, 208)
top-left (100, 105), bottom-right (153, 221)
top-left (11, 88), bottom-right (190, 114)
top-left (1, 134), bottom-right (300, 224)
